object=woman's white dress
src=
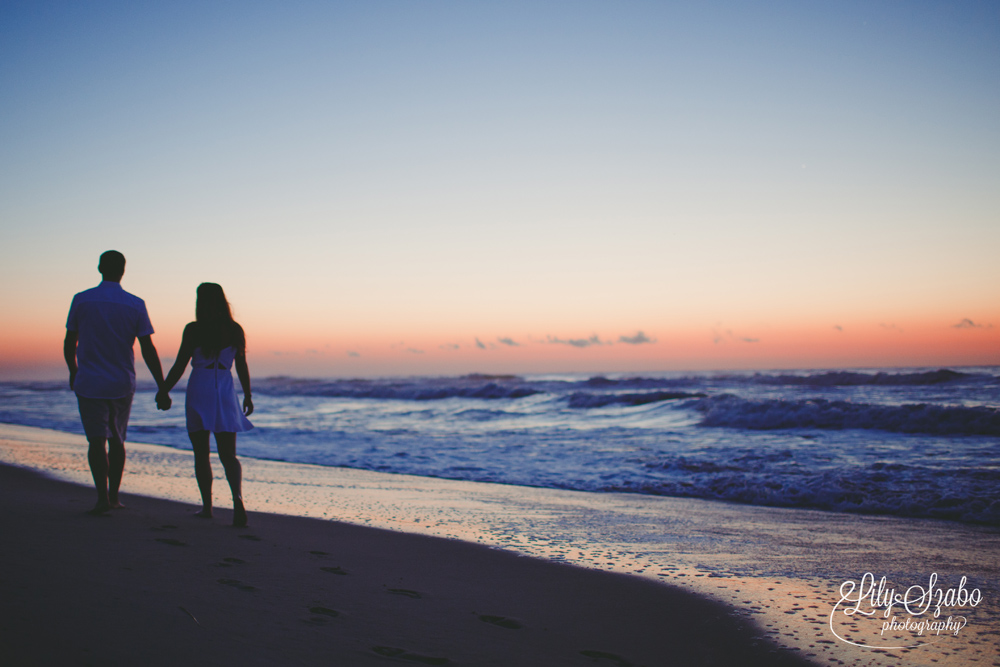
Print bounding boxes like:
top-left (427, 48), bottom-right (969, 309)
top-left (185, 346), bottom-right (253, 433)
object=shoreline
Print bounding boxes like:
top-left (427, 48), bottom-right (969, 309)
top-left (1, 423), bottom-right (998, 666)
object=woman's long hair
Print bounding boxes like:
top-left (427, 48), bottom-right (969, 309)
top-left (195, 283), bottom-right (244, 356)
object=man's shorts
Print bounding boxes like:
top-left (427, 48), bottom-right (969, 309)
top-left (77, 394), bottom-right (134, 443)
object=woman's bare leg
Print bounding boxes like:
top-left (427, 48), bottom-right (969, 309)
top-left (215, 432), bottom-right (246, 527)
top-left (190, 430), bottom-right (213, 517)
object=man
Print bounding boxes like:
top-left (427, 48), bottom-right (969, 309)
top-left (64, 250), bottom-right (169, 514)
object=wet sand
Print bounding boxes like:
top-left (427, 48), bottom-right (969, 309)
top-left (1, 423), bottom-right (997, 666)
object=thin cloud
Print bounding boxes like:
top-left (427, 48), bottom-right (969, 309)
top-left (346, 351), bottom-right (360, 358)
top-left (712, 327), bottom-right (758, 344)
top-left (880, 323), bottom-right (903, 333)
top-left (475, 337), bottom-right (487, 350)
top-left (439, 343), bottom-right (460, 350)
top-left (497, 337), bottom-right (520, 347)
top-left (833, 325), bottom-right (843, 333)
top-left (712, 327), bottom-right (733, 344)
top-left (953, 318), bottom-right (992, 329)
top-left (618, 331), bottom-right (655, 345)
top-left (547, 334), bottom-right (607, 348)
top-left (406, 348), bottom-right (424, 354)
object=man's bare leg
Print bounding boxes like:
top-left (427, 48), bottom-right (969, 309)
top-left (216, 433), bottom-right (246, 527)
top-left (107, 438), bottom-right (126, 508)
top-left (86, 437), bottom-right (111, 514)
top-left (190, 430), bottom-right (213, 517)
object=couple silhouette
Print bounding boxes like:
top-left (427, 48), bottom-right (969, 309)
top-left (64, 250), bottom-right (253, 527)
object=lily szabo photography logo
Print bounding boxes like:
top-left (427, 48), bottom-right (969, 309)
top-left (830, 573), bottom-right (983, 650)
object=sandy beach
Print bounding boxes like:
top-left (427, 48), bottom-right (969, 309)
top-left (1, 423), bottom-right (997, 666)
top-left (0, 464), bottom-right (806, 666)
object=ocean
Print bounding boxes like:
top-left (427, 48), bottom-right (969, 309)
top-left (2, 366), bottom-right (998, 526)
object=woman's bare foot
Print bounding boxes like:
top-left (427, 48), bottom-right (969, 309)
top-left (109, 500), bottom-right (126, 509)
top-left (232, 501), bottom-right (248, 528)
top-left (194, 508), bottom-right (213, 518)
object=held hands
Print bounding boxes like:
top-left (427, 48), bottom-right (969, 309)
top-left (156, 389), bottom-right (172, 411)
top-left (152, 389), bottom-right (248, 414)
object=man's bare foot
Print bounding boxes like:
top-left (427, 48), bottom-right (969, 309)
top-left (88, 502), bottom-right (111, 516)
top-left (109, 500), bottom-right (125, 509)
top-left (232, 502), bottom-right (248, 528)
top-left (194, 508), bottom-right (213, 518)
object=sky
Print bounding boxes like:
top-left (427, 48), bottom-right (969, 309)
top-left (1, 0), bottom-right (998, 379)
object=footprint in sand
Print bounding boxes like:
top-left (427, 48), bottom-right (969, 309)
top-left (579, 650), bottom-right (635, 666)
top-left (309, 550), bottom-right (328, 556)
top-left (372, 646), bottom-right (449, 665)
top-left (155, 538), bottom-right (187, 547)
top-left (479, 615), bottom-right (522, 629)
top-left (217, 578), bottom-right (256, 592)
top-left (387, 589), bottom-right (422, 599)
top-left (320, 566), bottom-right (348, 575)
top-left (216, 557), bottom-right (247, 568)
top-left (308, 606), bottom-right (340, 618)
top-left (238, 534), bottom-right (261, 541)
top-left (150, 525), bottom-right (179, 532)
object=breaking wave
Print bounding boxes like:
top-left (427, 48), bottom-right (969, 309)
top-left (694, 395), bottom-right (1000, 436)
top-left (566, 391), bottom-right (706, 409)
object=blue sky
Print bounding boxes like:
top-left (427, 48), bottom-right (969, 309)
top-left (1, 1), bottom-right (998, 377)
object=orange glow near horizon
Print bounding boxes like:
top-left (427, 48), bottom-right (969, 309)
top-left (7, 312), bottom-right (997, 381)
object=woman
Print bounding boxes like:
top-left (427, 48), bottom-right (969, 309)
top-left (159, 283), bottom-right (254, 527)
